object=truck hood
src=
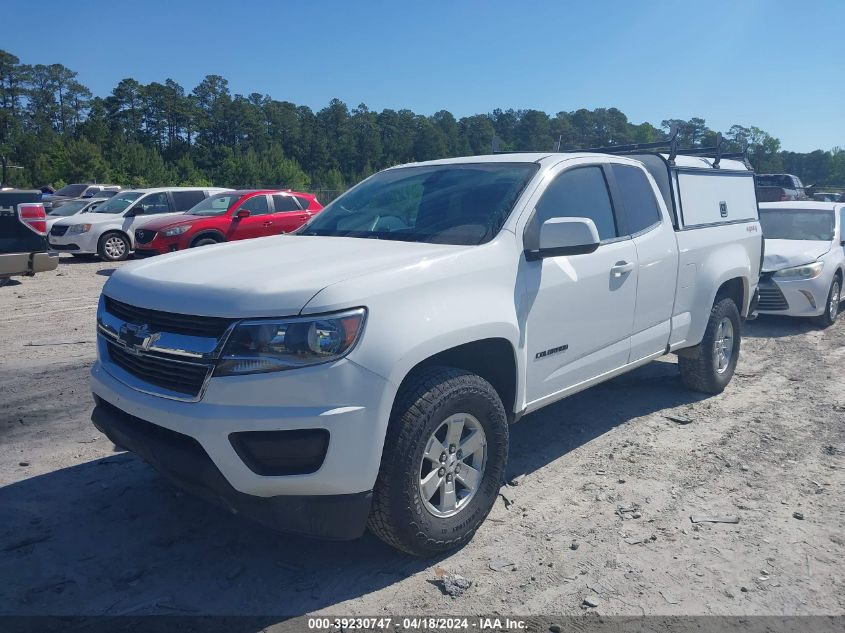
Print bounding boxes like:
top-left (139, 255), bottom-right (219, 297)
top-left (103, 235), bottom-right (467, 317)
top-left (762, 239), bottom-right (831, 272)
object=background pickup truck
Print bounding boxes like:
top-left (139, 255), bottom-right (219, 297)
top-left (0, 190), bottom-right (58, 282)
top-left (90, 147), bottom-right (763, 556)
top-left (755, 173), bottom-right (808, 202)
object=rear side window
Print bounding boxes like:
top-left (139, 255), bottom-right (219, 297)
top-left (535, 166), bottom-right (618, 241)
top-left (272, 194), bottom-right (301, 212)
top-left (238, 195), bottom-right (270, 216)
top-left (171, 190), bottom-right (206, 211)
top-left (294, 195), bottom-right (312, 209)
top-left (611, 164), bottom-right (661, 234)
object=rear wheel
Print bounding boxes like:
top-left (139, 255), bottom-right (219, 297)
top-left (97, 232), bottom-right (130, 262)
top-left (368, 366), bottom-right (508, 556)
top-left (679, 297), bottom-right (741, 394)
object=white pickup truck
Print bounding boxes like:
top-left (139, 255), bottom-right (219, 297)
top-left (90, 149), bottom-right (762, 555)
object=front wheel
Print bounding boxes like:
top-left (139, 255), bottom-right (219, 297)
top-left (98, 232), bottom-right (130, 262)
top-left (679, 297), bottom-right (741, 394)
top-left (813, 276), bottom-right (841, 328)
top-left (368, 366), bottom-right (508, 556)
top-left (191, 237), bottom-right (221, 248)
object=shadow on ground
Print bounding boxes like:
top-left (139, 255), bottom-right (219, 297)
top-left (744, 314), bottom-right (819, 339)
top-left (0, 358), bottom-right (704, 618)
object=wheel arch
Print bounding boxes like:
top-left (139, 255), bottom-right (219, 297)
top-left (189, 230), bottom-right (226, 247)
top-left (714, 276), bottom-right (746, 311)
top-left (392, 337), bottom-right (519, 422)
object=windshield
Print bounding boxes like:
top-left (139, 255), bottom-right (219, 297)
top-left (54, 184), bottom-right (88, 197)
top-left (93, 192), bottom-right (143, 214)
top-left (48, 200), bottom-right (89, 216)
top-left (759, 209), bottom-right (835, 240)
top-left (188, 192), bottom-right (241, 216)
top-left (299, 163), bottom-right (538, 245)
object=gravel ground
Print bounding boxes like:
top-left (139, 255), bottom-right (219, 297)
top-left (1, 255), bottom-right (843, 620)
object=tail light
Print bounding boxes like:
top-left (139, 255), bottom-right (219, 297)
top-left (18, 203), bottom-right (48, 235)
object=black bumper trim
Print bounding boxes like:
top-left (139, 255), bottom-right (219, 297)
top-left (91, 397), bottom-right (372, 540)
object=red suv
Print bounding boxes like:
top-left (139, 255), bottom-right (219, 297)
top-left (134, 189), bottom-right (323, 256)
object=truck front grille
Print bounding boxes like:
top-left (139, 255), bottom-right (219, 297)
top-left (104, 297), bottom-right (233, 338)
top-left (106, 341), bottom-right (210, 397)
top-left (50, 225), bottom-right (68, 237)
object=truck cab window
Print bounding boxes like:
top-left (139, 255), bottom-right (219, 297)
top-left (535, 166), bottom-right (618, 241)
top-left (611, 164), bottom-right (662, 234)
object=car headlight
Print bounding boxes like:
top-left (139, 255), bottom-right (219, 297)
top-left (215, 308), bottom-right (366, 376)
top-left (773, 261), bottom-right (824, 280)
top-left (162, 225), bottom-right (191, 237)
top-left (67, 223), bottom-right (92, 235)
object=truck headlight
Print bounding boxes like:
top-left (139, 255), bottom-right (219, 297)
top-left (67, 223), bottom-right (92, 235)
top-left (162, 225), bottom-right (191, 237)
top-left (773, 261), bottom-right (824, 280)
top-left (215, 308), bottom-right (366, 376)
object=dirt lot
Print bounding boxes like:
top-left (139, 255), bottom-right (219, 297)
top-left (1, 256), bottom-right (843, 621)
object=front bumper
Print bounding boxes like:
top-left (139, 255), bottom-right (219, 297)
top-left (91, 397), bottom-right (372, 539)
top-left (0, 251), bottom-right (59, 278)
top-left (91, 344), bottom-right (395, 496)
top-left (48, 229), bottom-right (100, 254)
top-left (757, 274), bottom-right (829, 317)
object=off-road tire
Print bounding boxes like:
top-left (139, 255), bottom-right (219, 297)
top-left (368, 366), bottom-right (508, 556)
top-left (679, 297), bottom-right (741, 394)
top-left (97, 231), bottom-right (130, 262)
top-left (813, 275), bottom-right (841, 328)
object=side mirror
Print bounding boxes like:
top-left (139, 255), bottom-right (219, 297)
top-left (128, 207), bottom-right (144, 216)
top-left (525, 217), bottom-right (600, 260)
top-left (235, 209), bottom-right (251, 219)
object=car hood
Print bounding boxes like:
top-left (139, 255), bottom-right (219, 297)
top-left (762, 239), bottom-right (831, 272)
top-left (103, 235), bottom-right (468, 317)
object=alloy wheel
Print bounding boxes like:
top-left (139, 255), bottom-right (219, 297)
top-left (104, 236), bottom-right (126, 259)
top-left (418, 413), bottom-right (487, 518)
top-left (713, 317), bottom-right (734, 374)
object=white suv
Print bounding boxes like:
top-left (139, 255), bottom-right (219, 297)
top-left (90, 151), bottom-right (762, 555)
top-left (48, 187), bottom-right (230, 261)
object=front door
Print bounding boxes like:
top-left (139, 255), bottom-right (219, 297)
top-left (523, 162), bottom-right (638, 406)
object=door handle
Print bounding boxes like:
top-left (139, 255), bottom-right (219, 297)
top-left (610, 261), bottom-right (634, 277)
top-left (263, 221), bottom-right (273, 227)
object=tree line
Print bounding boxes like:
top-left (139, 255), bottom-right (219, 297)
top-left (1, 49), bottom-right (843, 194)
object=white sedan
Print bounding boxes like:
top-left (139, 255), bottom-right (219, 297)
top-left (758, 202), bottom-right (844, 326)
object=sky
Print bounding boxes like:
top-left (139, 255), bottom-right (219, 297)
top-left (3, 0), bottom-right (843, 152)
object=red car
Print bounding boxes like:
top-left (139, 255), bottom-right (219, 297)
top-left (133, 189), bottom-right (323, 256)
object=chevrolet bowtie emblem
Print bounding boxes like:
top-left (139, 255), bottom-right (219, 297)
top-left (118, 323), bottom-right (161, 352)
